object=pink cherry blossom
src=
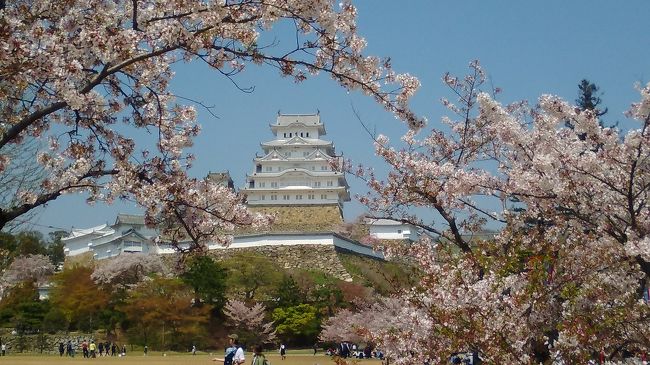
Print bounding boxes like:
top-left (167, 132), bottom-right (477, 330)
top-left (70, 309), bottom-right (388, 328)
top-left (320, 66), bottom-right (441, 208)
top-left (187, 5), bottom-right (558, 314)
top-left (0, 0), bottom-right (421, 251)
top-left (347, 61), bottom-right (650, 364)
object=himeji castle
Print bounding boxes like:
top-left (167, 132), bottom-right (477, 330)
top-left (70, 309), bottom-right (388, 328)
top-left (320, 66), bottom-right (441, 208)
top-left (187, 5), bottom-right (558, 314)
top-left (62, 112), bottom-right (394, 267)
top-left (240, 113), bottom-right (350, 208)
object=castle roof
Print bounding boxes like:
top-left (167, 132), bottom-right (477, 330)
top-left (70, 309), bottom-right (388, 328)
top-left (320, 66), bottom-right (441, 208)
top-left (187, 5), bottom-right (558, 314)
top-left (63, 224), bottom-right (112, 240)
top-left (115, 214), bottom-right (145, 226)
top-left (270, 113), bottom-right (326, 135)
top-left (261, 136), bottom-right (333, 148)
top-left (254, 148), bottom-right (335, 162)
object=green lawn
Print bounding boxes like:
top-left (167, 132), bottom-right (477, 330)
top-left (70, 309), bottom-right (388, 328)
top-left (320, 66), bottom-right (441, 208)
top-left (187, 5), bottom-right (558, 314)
top-left (0, 352), bottom-right (383, 365)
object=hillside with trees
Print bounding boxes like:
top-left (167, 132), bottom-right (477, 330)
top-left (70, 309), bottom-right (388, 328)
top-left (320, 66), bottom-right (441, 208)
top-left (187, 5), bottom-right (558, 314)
top-left (0, 231), bottom-right (414, 352)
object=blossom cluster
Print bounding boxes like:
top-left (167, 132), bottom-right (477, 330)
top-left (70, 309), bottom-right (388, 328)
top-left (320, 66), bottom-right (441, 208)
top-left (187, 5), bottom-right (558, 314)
top-left (223, 299), bottom-right (277, 343)
top-left (0, 0), bottom-right (420, 249)
top-left (0, 254), bottom-right (55, 295)
top-left (347, 62), bottom-right (650, 364)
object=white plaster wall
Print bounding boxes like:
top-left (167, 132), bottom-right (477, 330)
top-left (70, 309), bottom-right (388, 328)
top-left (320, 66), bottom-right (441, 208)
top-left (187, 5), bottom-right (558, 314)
top-left (369, 224), bottom-right (416, 240)
top-left (216, 233), bottom-right (333, 249)
top-left (64, 237), bottom-right (95, 257)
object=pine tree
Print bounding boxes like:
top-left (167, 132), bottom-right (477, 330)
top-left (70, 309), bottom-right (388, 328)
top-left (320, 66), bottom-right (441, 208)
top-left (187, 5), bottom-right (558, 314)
top-left (576, 79), bottom-right (607, 117)
top-left (566, 79), bottom-right (608, 136)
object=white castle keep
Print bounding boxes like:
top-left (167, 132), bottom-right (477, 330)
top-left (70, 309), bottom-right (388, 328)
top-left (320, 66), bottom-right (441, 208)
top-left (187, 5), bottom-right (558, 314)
top-left (62, 113), bottom-right (389, 263)
top-left (240, 113), bottom-right (350, 207)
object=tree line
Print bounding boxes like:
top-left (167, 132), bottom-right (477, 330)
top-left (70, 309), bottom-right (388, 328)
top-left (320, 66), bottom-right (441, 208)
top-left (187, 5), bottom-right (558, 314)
top-left (0, 231), bottom-right (409, 352)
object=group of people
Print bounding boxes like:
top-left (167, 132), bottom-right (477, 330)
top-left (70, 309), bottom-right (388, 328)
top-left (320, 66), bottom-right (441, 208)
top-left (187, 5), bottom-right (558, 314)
top-left (331, 341), bottom-right (382, 360)
top-left (58, 340), bottom-right (126, 358)
top-left (211, 334), bottom-right (257, 365)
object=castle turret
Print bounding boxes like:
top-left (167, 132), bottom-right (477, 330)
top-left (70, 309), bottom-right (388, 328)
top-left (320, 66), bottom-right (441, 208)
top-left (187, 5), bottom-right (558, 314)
top-left (241, 113), bottom-right (350, 208)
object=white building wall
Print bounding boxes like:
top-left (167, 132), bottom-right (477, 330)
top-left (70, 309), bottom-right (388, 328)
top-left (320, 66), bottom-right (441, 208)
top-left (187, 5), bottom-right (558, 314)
top-left (214, 233), bottom-right (333, 249)
top-left (63, 223), bottom-right (156, 260)
top-left (369, 223), bottom-right (419, 241)
top-left (64, 219), bottom-right (384, 261)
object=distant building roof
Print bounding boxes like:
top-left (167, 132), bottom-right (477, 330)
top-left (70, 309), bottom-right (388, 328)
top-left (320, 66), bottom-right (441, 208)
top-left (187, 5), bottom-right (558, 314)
top-left (274, 113), bottom-right (321, 126)
top-left (115, 214), bottom-right (145, 226)
top-left (261, 138), bottom-right (333, 149)
top-left (364, 218), bottom-right (411, 226)
top-left (63, 224), bottom-right (113, 240)
top-left (206, 171), bottom-right (235, 189)
top-left (271, 113), bottom-right (326, 135)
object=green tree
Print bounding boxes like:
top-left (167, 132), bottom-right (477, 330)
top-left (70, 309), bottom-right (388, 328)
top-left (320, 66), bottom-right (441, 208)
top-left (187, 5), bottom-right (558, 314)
top-left (14, 300), bottom-right (50, 335)
top-left (224, 253), bottom-right (283, 302)
top-left (180, 255), bottom-right (227, 314)
top-left (311, 282), bottom-right (343, 316)
top-left (273, 275), bottom-right (304, 308)
top-left (14, 231), bottom-right (47, 257)
top-left (0, 280), bottom-right (50, 352)
top-left (271, 304), bottom-right (320, 346)
top-left (0, 231), bottom-right (17, 270)
top-left (576, 79), bottom-right (607, 116)
top-left (0, 280), bottom-right (43, 329)
top-left (0, 231), bottom-right (48, 271)
top-left (566, 79), bottom-right (609, 133)
top-left (42, 307), bottom-right (68, 333)
top-left (46, 230), bottom-right (67, 267)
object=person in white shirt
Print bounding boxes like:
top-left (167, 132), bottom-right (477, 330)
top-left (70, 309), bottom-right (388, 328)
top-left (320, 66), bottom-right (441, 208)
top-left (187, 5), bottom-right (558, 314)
top-left (212, 334), bottom-right (245, 365)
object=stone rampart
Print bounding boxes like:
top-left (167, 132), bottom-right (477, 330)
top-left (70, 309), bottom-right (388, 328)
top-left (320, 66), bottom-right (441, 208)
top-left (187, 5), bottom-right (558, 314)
top-left (245, 204), bottom-right (343, 233)
top-left (209, 244), bottom-right (353, 281)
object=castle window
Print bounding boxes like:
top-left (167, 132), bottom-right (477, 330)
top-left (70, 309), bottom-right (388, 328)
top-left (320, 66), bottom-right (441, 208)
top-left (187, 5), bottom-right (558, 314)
top-left (283, 195), bottom-right (290, 200)
top-left (265, 166), bottom-right (272, 172)
top-left (300, 132), bottom-right (304, 137)
top-left (320, 194), bottom-right (327, 199)
top-left (261, 195), bottom-right (266, 200)
top-left (306, 132), bottom-right (310, 137)
top-left (283, 133), bottom-right (287, 138)
top-left (296, 195), bottom-right (303, 200)
top-left (327, 181), bottom-right (333, 187)
top-left (259, 182), bottom-right (265, 188)
top-left (321, 165), bottom-right (327, 171)
top-left (271, 182), bottom-right (278, 188)
top-left (313, 181), bottom-right (321, 187)
top-left (271, 195), bottom-right (277, 200)
top-left (123, 241), bottom-right (142, 253)
top-left (308, 194), bottom-right (315, 199)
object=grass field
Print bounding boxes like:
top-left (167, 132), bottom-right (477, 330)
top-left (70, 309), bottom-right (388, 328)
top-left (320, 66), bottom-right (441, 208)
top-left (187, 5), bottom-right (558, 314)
top-left (0, 352), bottom-right (383, 365)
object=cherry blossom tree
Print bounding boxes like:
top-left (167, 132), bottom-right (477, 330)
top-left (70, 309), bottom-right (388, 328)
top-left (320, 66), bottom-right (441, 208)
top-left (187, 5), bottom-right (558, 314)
top-left (347, 61), bottom-right (650, 364)
top-left (0, 0), bottom-right (421, 249)
top-left (223, 299), bottom-right (276, 344)
top-left (91, 252), bottom-right (170, 288)
top-left (1, 254), bottom-right (54, 290)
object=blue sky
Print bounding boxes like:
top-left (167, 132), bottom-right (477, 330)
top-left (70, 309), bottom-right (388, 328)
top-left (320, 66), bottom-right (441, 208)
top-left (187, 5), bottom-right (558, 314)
top-left (26, 1), bottom-right (650, 233)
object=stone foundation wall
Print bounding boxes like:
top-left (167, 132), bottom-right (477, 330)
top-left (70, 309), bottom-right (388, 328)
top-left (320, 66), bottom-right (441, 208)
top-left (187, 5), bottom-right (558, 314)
top-left (245, 205), bottom-right (343, 232)
top-left (0, 331), bottom-right (97, 354)
top-left (209, 244), bottom-right (352, 281)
